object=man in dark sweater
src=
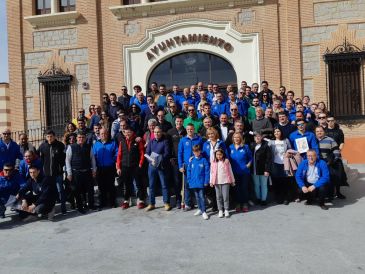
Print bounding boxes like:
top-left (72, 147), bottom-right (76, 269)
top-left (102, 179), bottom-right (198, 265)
top-left (275, 112), bottom-right (296, 139)
top-left (251, 107), bottom-right (273, 138)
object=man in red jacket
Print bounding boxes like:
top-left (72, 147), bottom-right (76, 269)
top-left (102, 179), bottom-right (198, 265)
top-left (116, 127), bottom-right (145, 209)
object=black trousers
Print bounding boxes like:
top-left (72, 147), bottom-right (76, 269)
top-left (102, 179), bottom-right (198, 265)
top-left (97, 166), bottom-right (116, 207)
top-left (301, 182), bottom-right (328, 205)
top-left (72, 170), bottom-right (94, 209)
top-left (22, 193), bottom-right (54, 215)
top-left (120, 166), bottom-right (145, 201)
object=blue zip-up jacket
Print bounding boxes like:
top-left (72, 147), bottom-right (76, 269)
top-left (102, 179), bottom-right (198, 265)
top-left (0, 140), bottom-right (23, 171)
top-left (187, 156), bottom-right (210, 189)
top-left (289, 130), bottom-right (319, 156)
top-left (89, 115), bottom-right (101, 129)
top-left (92, 140), bottom-right (118, 167)
top-left (202, 139), bottom-right (227, 162)
top-left (178, 95), bottom-right (195, 108)
top-left (0, 172), bottom-right (26, 204)
top-left (178, 135), bottom-right (203, 169)
top-left (212, 101), bottom-right (229, 117)
top-left (295, 159), bottom-right (329, 188)
top-left (19, 158), bottom-right (43, 180)
top-left (228, 144), bottom-right (252, 175)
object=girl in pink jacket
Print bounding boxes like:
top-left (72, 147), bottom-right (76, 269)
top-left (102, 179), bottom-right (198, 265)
top-left (209, 148), bottom-right (235, 218)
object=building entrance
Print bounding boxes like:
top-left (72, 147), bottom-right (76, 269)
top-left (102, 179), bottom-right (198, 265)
top-left (148, 52), bottom-right (237, 90)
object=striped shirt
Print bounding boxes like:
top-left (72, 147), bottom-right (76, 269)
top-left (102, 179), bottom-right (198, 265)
top-left (318, 136), bottom-right (340, 161)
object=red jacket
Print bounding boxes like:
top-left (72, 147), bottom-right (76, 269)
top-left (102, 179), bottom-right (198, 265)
top-left (116, 134), bottom-right (145, 170)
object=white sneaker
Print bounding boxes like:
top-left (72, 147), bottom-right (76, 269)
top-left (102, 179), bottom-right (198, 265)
top-left (202, 212), bottom-right (209, 220)
top-left (48, 207), bottom-right (55, 221)
top-left (224, 210), bottom-right (230, 218)
top-left (194, 209), bottom-right (202, 216)
top-left (218, 210), bottom-right (223, 218)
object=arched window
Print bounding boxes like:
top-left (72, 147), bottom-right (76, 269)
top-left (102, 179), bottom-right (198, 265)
top-left (148, 52), bottom-right (237, 89)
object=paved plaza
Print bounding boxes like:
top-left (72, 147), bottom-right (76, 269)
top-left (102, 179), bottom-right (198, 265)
top-left (1, 168), bottom-right (365, 274)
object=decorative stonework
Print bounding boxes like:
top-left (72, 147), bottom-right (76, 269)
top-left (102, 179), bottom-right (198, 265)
top-left (348, 23), bottom-right (365, 39)
top-left (238, 9), bottom-right (255, 25)
top-left (75, 64), bottom-right (89, 92)
top-left (302, 45), bottom-right (320, 77)
top-left (82, 93), bottom-right (91, 110)
top-left (314, 0), bottom-right (365, 24)
top-left (303, 79), bottom-right (313, 98)
top-left (25, 69), bottom-right (40, 96)
top-left (33, 28), bottom-right (77, 49)
top-left (25, 51), bottom-right (52, 66)
top-left (26, 97), bottom-right (34, 119)
top-left (60, 48), bottom-right (88, 63)
top-left (125, 21), bottom-right (140, 37)
top-left (302, 26), bottom-right (338, 43)
top-left (24, 11), bottom-right (81, 29)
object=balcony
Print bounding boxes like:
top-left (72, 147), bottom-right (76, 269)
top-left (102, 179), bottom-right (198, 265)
top-left (110, 0), bottom-right (264, 20)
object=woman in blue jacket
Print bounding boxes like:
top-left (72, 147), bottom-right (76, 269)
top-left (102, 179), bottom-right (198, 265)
top-left (202, 127), bottom-right (226, 212)
top-left (187, 145), bottom-right (210, 220)
top-left (228, 132), bottom-right (252, 213)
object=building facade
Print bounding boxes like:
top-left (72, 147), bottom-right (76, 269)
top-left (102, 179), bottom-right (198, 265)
top-left (5, 0), bottom-right (365, 161)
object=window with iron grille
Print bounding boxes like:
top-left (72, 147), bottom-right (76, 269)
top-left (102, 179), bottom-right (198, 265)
top-left (60, 0), bottom-right (76, 12)
top-left (123, 0), bottom-right (141, 5)
top-left (324, 40), bottom-right (365, 120)
top-left (36, 0), bottom-right (51, 15)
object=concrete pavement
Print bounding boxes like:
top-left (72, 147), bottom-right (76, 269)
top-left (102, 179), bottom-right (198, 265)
top-left (1, 172), bottom-right (365, 274)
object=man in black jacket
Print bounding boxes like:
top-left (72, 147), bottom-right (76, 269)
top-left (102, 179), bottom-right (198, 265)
top-left (38, 130), bottom-right (67, 214)
top-left (17, 165), bottom-right (57, 221)
top-left (167, 116), bottom-right (186, 209)
top-left (118, 86), bottom-right (131, 111)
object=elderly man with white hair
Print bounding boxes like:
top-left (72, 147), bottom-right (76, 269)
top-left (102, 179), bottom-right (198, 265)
top-left (0, 128), bottom-right (23, 172)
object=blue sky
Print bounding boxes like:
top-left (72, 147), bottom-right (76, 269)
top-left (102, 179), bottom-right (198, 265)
top-left (0, 0), bottom-right (8, 83)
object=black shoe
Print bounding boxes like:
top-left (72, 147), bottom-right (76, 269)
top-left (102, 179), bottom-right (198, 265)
top-left (1, 214), bottom-right (5, 219)
top-left (304, 200), bottom-right (313, 205)
top-left (260, 200), bottom-right (267, 206)
top-left (97, 206), bottom-right (103, 211)
top-left (336, 193), bottom-right (346, 199)
top-left (89, 206), bottom-right (97, 211)
top-left (283, 200), bottom-right (289, 205)
top-left (320, 204), bottom-right (329, 210)
top-left (61, 210), bottom-right (67, 216)
top-left (78, 208), bottom-right (86, 214)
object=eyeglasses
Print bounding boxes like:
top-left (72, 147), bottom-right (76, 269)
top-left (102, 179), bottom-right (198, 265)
top-left (230, 109), bottom-right (238, 111)
top-left (188, 109), bottom-right (195, 112)
top-left (297, 123), bottom-right (305, 127)
top-left (318, 116), bottom-right (326, 119)
top-left (2, 133), bottom-right (10, 135)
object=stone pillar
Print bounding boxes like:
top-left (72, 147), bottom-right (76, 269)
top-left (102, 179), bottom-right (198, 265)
top-left (51, 0), bottom-right (58, 14)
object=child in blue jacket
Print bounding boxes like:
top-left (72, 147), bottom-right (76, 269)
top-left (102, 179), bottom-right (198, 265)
top-left (187, 145), bottom-right (210, 220)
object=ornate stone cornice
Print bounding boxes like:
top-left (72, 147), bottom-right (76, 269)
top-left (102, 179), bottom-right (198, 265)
top-left (24, 11), bottom-right (81, 29)
top-left (110, 0), bottom-right (264, 20)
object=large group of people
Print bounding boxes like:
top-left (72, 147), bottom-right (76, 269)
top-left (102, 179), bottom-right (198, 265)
top-left (0, 80), bottom-right (348, 221)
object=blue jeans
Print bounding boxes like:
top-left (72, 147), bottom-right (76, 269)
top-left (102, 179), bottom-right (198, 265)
top-left (252, 175), bottom-right (268, 201)
top-left (193, 188), bottom-right (206, 212)
top-left (234, 173), bottom-right (250, 205)
top-left (55, 175), bottom-right (66, 212)
top-left (148, 165), bottom-right (170, 205)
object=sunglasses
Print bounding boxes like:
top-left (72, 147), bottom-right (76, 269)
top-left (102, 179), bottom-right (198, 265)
top-left (2, 133), bottom-right (10, 135)
top-left (188, 109), bottom-right (195, 112)
top-left (297, 123), bottom-right (305, 126)
top-left (3, 168), bottom-right (13, 171)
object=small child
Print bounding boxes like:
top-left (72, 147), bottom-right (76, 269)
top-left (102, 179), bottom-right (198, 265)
top-left (187, 145), bottom-right (210, 220)
top-left (210, 148), bottom-right (235, 218)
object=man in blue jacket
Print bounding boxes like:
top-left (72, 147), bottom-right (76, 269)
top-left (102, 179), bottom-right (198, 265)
top-left (212, 92), bottom-right (229, 117)
top-left (178, 124), bottom-right (203, 210)
top-left (93, 128), bottom-right (118, 209)
top-left (0, 163), bottom-right (26, 218)
top-left (295, 149), bottom-right (330, 210)
top-left (289, 119), bottom-right (319, 159)
top-left (145, 126), bottom-right (171, 211)
top-left (0, 128), bottom-right (23, 171)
